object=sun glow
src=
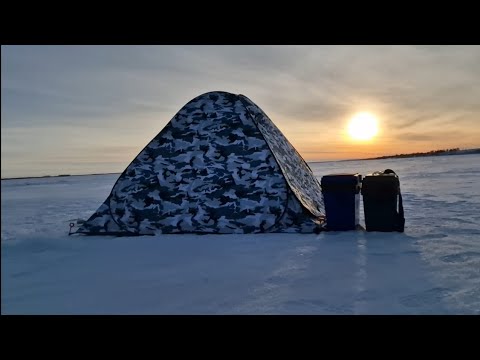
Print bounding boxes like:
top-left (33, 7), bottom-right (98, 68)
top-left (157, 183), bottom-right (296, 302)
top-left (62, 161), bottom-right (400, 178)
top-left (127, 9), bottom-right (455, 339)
top-left (348, 112), bottom-right (379, 141)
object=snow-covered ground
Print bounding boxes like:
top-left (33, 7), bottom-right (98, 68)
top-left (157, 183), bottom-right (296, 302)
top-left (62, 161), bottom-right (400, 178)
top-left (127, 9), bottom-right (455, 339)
top-left (2, 155), bottom-right (480, 314)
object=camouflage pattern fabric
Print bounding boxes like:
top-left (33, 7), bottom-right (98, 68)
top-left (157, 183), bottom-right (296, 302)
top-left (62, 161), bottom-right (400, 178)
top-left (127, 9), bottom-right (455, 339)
top-left (75, 91), bottom-right (325, 235)
top-left (239, 95), bottom-right (324, 217)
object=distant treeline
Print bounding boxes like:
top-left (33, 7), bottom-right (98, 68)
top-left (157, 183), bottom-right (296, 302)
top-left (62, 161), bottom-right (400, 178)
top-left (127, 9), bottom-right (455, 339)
top-left (1, 172), bottom-right (119, 181)
top-left (368, 148), bottom-right (480, 160)
top-left (1, 174), bottom-right (67, 180)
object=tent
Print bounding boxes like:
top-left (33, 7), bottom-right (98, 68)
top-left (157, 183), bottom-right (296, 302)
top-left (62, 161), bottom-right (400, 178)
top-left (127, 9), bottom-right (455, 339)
top-left (75, 91), bottom-right (325, 235)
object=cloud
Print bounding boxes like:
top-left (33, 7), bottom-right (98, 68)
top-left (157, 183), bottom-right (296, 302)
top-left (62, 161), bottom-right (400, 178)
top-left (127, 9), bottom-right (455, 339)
top-left (397, 130), bottom-right (471, 142)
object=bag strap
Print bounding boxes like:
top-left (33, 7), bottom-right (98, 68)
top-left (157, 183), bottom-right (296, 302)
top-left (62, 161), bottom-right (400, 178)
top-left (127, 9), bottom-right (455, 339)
top-left (397, 188), bottom-right (405, 232)
top-left (384, 169), bottom-right (405, 232)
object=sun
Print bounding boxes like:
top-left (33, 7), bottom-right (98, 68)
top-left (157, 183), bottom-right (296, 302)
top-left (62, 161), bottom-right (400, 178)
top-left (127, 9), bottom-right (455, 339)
top-left (348, 112), bottom-right (379, 141)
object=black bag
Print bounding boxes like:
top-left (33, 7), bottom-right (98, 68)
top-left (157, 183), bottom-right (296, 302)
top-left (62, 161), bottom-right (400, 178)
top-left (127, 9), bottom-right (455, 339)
top-left (361, 169), bottom-right (405, 232)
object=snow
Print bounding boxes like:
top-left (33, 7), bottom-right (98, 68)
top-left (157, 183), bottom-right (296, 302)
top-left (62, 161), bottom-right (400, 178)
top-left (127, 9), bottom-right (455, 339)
top-left (2, 155), bottom-right (480, 314)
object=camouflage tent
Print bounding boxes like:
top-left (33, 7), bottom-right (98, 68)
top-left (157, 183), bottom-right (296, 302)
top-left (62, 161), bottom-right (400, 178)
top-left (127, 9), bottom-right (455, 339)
top-left (75, 91), bottom-right (325, 235)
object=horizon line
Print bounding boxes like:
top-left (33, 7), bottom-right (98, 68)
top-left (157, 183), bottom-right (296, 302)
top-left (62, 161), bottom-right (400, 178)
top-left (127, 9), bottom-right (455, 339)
top-left (2, 147), bottom-right (479, 181)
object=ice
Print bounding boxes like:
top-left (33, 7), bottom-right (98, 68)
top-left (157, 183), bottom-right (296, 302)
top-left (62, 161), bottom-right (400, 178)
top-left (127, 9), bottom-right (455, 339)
top-left (2, 155), bottom-right (479, 314)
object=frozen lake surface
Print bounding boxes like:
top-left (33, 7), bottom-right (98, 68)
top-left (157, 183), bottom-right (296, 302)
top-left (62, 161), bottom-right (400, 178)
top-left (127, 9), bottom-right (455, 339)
top-left (2, 155), bottom-right (479, 314)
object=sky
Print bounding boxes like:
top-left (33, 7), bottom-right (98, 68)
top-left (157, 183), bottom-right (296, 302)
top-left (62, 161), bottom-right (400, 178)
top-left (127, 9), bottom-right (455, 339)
top-left (2, 45), bottom-right (480, 178)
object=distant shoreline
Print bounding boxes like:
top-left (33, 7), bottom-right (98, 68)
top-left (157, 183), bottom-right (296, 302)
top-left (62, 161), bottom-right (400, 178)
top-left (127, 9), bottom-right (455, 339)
top-left (3, 148), bottom-right (479, 181)
top-left (363, 148), bottom-right (480, 161)
top-left (1, 172), bottom-right (121, 181)
top-left (310, 148), bottom-right (480, 164)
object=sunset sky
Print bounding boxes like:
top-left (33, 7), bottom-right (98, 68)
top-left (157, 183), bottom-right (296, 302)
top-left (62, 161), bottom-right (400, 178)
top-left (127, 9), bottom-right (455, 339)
top-left (2, 45), bottom-right (480, 178)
